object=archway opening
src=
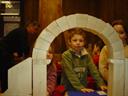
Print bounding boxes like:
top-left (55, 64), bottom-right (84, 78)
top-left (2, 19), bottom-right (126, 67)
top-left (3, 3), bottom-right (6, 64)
top-left (32, 14), bottom-right (125, 96)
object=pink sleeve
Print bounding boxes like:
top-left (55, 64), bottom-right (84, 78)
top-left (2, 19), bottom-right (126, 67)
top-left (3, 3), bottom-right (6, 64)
top-left (47, 64), bottom-right (57, 95)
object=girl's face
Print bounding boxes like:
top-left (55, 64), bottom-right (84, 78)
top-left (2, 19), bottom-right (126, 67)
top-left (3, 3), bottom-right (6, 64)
top-left (113, 24), bottom-right (127, 42)
top-left (69, 34), bottom-right (85, 52)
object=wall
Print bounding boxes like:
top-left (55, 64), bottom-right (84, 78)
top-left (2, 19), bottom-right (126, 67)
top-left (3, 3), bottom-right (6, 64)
top-left (62, 0), bottom-right (128, 23)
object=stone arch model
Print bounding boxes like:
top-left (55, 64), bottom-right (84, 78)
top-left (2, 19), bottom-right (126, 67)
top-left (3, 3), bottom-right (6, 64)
top-left (3, 14), bottom-right (128, 96)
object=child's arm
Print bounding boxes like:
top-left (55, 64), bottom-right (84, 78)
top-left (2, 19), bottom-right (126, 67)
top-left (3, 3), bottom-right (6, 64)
top-left (99, 46), bottom-right (109, 81)
top-left (87, 55), bottom-right (107, 89)
top-left (100, 85), bottom-right (107, 91)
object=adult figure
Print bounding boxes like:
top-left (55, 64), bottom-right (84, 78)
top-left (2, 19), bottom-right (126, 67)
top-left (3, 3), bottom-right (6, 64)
top-left (99, 20), bottom-right (128, 82)
top-left (0, 21), bottom-right (40, 93)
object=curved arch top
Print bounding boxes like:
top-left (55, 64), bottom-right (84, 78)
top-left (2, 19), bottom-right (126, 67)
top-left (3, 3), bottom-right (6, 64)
top-left (32, 13), bottom-right (125, 96)
top-left (33, 13), bottom-right (124, 60)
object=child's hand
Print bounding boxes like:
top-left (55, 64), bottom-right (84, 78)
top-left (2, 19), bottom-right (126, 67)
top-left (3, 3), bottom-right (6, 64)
top-left (80, 88), bottom-right (94, 93)
top-left (100, 85), bottom-right (107, 91)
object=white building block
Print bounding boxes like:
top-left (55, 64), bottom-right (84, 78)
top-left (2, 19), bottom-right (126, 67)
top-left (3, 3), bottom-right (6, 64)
top-left (33, 59), bottom-right (47, 96)
top-left (66, 14), bottom-right (77, 28)
top-left (75, 14), bottom-right (89, 28)
top-left (34, 37), bottom-right (51, 51)
top-left (112, 51), bottom-right (125, 59)
top-left (3, 58), bottom-right (32, 96)
top-left (55, 16), bottom-right (70, 32)
top-left (46, 21), bottom-right (63, 37)
top-left (108, 30), bottom-right (121, 43)
top-left (101, 23), bottom-right (114, 39)
top-left (110, 41), bottom-right (124, 59)
top-left (86, 15), bottom-right (107, 34)
top-left (108, 59), bottom-right (125, 96)
top-left (32, 48), bottom-right (47, 60)
top-left (125, 59), bottom-right (128, 96)
top-left (38, 29), bottom-right (56, 43)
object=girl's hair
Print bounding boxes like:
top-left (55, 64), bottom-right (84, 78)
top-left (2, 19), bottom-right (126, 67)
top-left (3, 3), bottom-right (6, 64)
top-left (68, 28), bottom-right (86, 42)
top-left (111, 19), bottom-right (127, 34)
top-left (111, 19), bottom-right (124, 27)
top-left (111, 19), bottom-right (128, 44)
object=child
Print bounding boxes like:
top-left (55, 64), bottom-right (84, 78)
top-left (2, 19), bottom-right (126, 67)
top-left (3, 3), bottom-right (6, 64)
top-left (61, 28), bottom-right (107, 94)
top-left (47, 47), bottom-right (57, 96)
top-left (92, 43), bottom-right (101, 68)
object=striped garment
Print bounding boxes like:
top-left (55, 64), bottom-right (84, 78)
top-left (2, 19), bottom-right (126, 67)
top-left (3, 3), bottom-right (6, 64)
top-left (47, 63), bottom-right (57, 96)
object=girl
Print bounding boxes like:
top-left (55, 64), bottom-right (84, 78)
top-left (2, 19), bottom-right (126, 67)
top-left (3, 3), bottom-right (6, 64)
top-left (47, 47), bottom-right (57, 96)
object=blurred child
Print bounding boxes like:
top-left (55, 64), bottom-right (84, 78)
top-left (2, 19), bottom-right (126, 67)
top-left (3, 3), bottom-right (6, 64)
top-left (92, 43), bottom-right (101, 68)
top-left (47, 47), bottom-right (57, 96)
top-left (61, 28), bottom-right (107, 94)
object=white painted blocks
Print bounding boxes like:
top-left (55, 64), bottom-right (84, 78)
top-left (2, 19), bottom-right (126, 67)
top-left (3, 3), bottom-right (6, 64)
top-left (46, 21), bottom-right (63, 37)
top-left (75, 14), bottom-right (89, 28)
top-left (3, 58), bottom-right (32, 96)
top-left (33, 61), bottom-right (47, 96)
top-left (66, 13), bottom-right (107, 34)
top-left (108, 59), bottom-right (125, 96)
top-left (32, 49), bottom-right (48, 96)
top-left (65, 13), bottom-right (88, 28)
top-left (38, 29), bottom-right (56, 43)
top-left (109, 58), bottom-right (124, 64)
top-left (32, 48), bottom-right (47, 61)
top-left (101, 23), bottom-right (124, 59)
top-left (112, 51), bottom-right (125, 59)
top-left (66, 14), bottom-right (77, 29)
top-left (55, 16), bottom-right (70, 32)
top-left (111, 41), bottom-right (124, 59)
top-left (125, 59), bottom-right (128, 96)
top-left (101, 23), bottom-right (115, 39)
top-left (86, 15), bottom-right (107, 34)
top-left (34, 37), bottom-right (51, 51)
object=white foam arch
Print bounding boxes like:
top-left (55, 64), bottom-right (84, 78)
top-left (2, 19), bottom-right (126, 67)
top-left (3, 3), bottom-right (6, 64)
top-left (32, 14), bottom-right (125, 96)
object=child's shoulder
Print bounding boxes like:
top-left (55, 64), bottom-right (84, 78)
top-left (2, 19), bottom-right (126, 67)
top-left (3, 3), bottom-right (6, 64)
top-left (62, 49), bottom-right (72, 57)
top-left (63, 49), bottom-right (70, 54)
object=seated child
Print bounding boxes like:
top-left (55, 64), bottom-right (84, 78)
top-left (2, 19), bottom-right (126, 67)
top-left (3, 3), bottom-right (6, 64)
top-left (61, 28), bottom-right (107, 95)
top-left (47, 47), bottom-right (57, 96)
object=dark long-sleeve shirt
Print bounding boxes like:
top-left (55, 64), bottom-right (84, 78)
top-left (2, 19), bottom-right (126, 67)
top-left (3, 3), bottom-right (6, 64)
top-left (0, 27), bottom-right (29, 57)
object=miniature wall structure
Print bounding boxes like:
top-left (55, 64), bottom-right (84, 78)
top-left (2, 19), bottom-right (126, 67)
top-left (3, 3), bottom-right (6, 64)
top-left (3, 58), bottom-right (32, 96)
top-left (125, 59), bottom-right (128, 96)
top-left (3, 14), bottom-right (127, 96)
